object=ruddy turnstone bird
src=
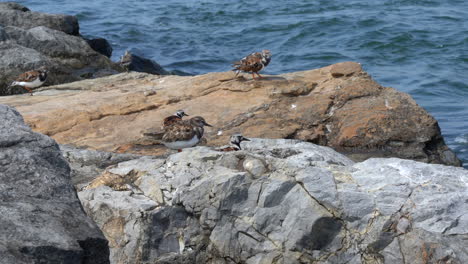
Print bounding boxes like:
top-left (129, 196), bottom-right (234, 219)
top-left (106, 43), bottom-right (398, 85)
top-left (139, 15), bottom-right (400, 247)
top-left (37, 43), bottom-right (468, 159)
top-left (217, 134), bottom-right (250, 152)
top-left (162, 116), bottom-right (212, 152)
top-left (163, 109), bottom-right (189, 129)
top-left (9, 67), bottom-right (48, 96)
top-left (232, 50), bottom-right (271, 79)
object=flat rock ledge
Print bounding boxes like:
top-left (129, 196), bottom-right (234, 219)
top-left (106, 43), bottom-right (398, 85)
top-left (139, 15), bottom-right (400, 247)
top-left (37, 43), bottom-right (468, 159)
top-left (78, 139), bottom-right (468, 264)
top-left (0, 62), bottom-right (461, 166)
top-left (0, 105), bottom-right (110, 264)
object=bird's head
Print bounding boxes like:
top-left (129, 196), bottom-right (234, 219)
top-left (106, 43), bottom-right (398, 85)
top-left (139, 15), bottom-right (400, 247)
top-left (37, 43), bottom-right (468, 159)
top-left (230, 134), bottom-right (250, 149)
top-left (190, 116), bottom-right (212, 127)
top-left (175, 109), bottom-right (189, 118)
top-left (262, 50), bottom-right (272, 59)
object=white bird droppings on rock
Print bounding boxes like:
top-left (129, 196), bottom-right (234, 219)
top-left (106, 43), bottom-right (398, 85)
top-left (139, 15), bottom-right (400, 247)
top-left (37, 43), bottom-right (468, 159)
top-left (243, 158), bottom-right (266, 178)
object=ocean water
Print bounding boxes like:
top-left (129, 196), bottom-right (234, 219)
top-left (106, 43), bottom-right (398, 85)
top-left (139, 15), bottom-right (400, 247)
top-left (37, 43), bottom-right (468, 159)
top-left (16, 0), bottom-right (468, 167)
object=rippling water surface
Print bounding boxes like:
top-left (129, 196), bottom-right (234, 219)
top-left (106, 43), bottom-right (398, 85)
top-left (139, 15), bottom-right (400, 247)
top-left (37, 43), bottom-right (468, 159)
top-left (18, 0), bottom-right (468, 167)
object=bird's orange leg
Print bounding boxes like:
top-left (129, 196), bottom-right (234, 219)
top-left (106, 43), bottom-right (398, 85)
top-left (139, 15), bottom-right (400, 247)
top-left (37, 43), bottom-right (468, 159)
top-left (255, 72), bottom-right (264, 79)
top-left (22, 86), bottom-right (34, 96)
top-left (251, 73), bottom-right (256, 80)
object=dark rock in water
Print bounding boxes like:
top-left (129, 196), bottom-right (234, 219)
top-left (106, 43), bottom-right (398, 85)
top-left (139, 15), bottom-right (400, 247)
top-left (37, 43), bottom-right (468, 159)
top-left (119, 50), bottom-right (170, 75)
top-left (0, 3), bottom-right (121, 96)
top-left (0, 2), bottom-right (30, 12)
top-left (0, 26), bottom-right (120, 95)
top-left (0, 104), bottom-right (110, 264)
top-left (86, 37), bottom-right (113, 58)
top-left (0, 2), bottom-right (79, 35)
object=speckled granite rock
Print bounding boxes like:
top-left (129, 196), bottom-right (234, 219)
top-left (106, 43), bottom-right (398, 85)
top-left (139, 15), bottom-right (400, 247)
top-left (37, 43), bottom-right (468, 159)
top-left (78, 139), bottom-right (468, 264)
top-left (0, 104), bottom-right (110, 264)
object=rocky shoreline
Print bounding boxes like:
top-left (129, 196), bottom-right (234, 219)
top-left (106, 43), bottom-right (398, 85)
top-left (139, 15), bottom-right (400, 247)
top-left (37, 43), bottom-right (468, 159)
top-left (1, 104), bottom-right (467, 263)
top-left (1, 2), bottom-right (467, 264)
top-left (0, 2), bottom-right (169, 96)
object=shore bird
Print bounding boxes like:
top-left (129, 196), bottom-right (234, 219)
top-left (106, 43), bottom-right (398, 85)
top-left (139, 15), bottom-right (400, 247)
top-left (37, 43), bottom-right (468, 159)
top-left (9, 67), bottom-right (48, 95)
top-left (217, 134), bottom-right (250, 152)
top-left (162, 116), bottom-right (212, 152)
top-left (232, 50), bottom-right (271, 80)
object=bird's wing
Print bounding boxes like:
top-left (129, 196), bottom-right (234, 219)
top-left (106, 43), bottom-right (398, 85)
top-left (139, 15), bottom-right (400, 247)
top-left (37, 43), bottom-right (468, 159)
top-left (162, 122), bottom-right (196, 142)
top-left (232, 52), bottom-right (263, 72)
top-left (163, 116), bottom-right (182, 128)
top-left (15, 70), bottom-right (40, 82)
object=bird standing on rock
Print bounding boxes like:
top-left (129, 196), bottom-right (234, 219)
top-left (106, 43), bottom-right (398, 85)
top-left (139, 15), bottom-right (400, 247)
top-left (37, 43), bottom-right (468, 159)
top-left (8, 66), bottom-right (48, 96)
top-left (232, 50), bottom-right (271, 80)
top-left (162, 116), bottom-right (213, 152)
top-left (217, 134), bottom-right (250, 152)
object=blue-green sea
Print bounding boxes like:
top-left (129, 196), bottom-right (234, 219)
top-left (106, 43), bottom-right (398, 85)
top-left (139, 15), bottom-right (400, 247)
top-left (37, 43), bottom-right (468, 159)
top-left (16, 0), bottom-right (468, 167)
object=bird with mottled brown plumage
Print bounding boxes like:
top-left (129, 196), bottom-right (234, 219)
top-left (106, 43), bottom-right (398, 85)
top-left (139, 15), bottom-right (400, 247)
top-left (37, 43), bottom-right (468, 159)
top-left (9, 66), bottom-right (48, 96)
top-left (232, 50), bottom-right (271, 79)
top-left (162, 109), bottom-right (189, 129)
top-left (162, 116), bottom-right (212, 152)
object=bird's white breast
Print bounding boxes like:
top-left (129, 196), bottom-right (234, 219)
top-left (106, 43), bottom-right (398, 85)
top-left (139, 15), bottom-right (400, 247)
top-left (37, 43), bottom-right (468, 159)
top-left (16, 78), bottom-right (45, 88)
top-left (163, 135), bottom-right (200, 149)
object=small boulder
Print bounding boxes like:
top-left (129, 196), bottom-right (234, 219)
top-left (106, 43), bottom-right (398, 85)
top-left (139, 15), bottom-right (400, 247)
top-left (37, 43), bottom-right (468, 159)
top-left (330, 61), bottom-right (362, 77)
top-left (0, 2), bottom-right (79, 35)
top-left (86, 37), bottom-right (113, 58)
top-left (119, 50), bottom-right (170, 75)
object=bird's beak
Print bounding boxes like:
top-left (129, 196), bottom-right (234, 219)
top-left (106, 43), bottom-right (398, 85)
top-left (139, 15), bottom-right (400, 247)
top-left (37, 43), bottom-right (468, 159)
top-left (204, 122), bottom-right (213, 127)
top-left (242, 137), bottom-right (251, 141)
top-left (183, 113), bottom-right (189, 117)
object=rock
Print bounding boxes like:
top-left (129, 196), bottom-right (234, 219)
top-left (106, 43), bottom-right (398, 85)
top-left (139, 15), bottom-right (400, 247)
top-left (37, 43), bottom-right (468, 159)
top-left (0, 2), bottom-right (30, 12)
top-left (0, 2), bottom-right (79, 35)
top-left (243, 158), bottom-right (267, 177)
top-left (0, 4), bottom-right (121, 95)
top-left (0, 104), bottom-right (109, 264)
top-left (119, 50), bottom-right (170, 75)
top-left (86, 37), bottom-right (113, 58)
top-left (0, 25), bottom-right (8, 41)
top-left (330, 61), bottom-right (362, 78)
top-left (0, 63), bottom-right (460, 166)
top-left (60, 144), bottom-right (142, 189)
top-left (77, 139), bottom-right (468, 264)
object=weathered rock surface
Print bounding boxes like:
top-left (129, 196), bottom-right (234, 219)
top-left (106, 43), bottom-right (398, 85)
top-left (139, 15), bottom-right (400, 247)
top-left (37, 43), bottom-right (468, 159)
top-left (0, 3), bottom-right (120, 95)
top-left (0, 2), bottom-right (79, 35)
top-left (0, 62), bottom-right (460, 166)
top-left (60, 144), bottom-right (143, 189)
top-left (78, 139), bottom-right (468, 264)
top-left (86, 37), bottom-right (113, 58)
top-left (119, 50), bottom-right (170, 75)
top-left (0, 105), bottom-right (110, 264)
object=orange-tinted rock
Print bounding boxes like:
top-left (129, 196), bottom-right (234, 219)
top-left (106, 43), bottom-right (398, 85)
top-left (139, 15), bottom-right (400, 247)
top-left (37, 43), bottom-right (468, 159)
top-left (330, 61), bottom-right (363, 77)
top-left (0, 62), bottom-right (461, 166)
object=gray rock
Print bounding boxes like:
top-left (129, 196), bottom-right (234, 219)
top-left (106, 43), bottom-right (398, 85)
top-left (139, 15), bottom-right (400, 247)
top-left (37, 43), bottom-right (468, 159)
top-left (0, 26), bottom-right (119, 95)
top-left (0, 3), bottom-right (121, 95)
top-left (0, 104), bottom-right (109, 264)
top-left (0, 25), bottom-right (8, 41)
top-left (60, 144), bottom-right (141, 188)
top-left (0, 2), bottom-right (30, 12)
top-left (77, 139), bottom-right (468, 263)
top-left (86, 37), bottom-right (113, 58)
top-left (119, 50), bottom-right (170, 75)
top-left (0, 2), bottom-right (79, 35)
